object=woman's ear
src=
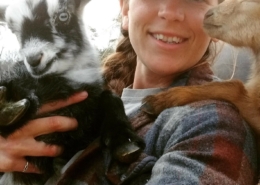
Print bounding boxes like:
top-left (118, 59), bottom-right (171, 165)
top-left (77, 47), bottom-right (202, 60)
top-left (120, 0), bottom-right (129, 30)
top-left (122, 16), bottom-right (129, 30)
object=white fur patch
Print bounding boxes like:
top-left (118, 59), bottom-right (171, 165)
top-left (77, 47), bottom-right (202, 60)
top-left (46, 0), bottom-right (60, 17)
top-left (64, 67), bottom-right (102, 84)
top-left (5, 0), bottom-right (33, 33)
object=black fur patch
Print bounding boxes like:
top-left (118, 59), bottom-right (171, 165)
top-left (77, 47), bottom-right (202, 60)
top-left (21, 1), bottom-right (53, 46)
top-left (55, 14), bottom-right (84, 57)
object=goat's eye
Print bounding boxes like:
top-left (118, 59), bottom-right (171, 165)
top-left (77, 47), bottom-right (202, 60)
top-left (54, 11), bottom-right (71, 25)
top-left (59, 12), bottom-right (70, 22)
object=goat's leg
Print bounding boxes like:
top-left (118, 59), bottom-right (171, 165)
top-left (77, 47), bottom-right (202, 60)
top-left (0, 86), bottom-right (30, 126)
top-left (142, 80), bottom-right (260, 133)
top-left (142, 80), bottom-right (246, 114)
top-left (99, 90), bottom-right (145, 163)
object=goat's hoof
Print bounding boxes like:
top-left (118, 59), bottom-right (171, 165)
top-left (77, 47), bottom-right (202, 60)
top-left (141, 94), bottom-right (163, 115)
top-left (141, 101), bottom-right (156, 115)
top-left (114, 140), bottom-right (143, 163)
top-left (0, 99), bottom-right (30, 126)
top-left (142, 92), bottom-right (171, 116)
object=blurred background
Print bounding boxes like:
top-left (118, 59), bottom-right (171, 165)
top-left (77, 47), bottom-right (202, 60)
top-left (0, 0), bottom-right (253, 82)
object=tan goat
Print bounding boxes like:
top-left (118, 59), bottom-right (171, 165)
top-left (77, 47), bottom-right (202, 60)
top-left (142, 0), bottom-right (260, 134)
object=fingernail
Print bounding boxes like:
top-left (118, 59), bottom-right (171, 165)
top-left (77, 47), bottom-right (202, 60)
top-left (78, 91), bottom-right (88, 98)
top-left (69, 118), bottom-right (78, 129)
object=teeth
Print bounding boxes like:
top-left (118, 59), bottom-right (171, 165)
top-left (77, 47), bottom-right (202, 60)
top-left (154, 34), bottom-right (183, 44)
top-left (168, 37), bottom-right (173, 43)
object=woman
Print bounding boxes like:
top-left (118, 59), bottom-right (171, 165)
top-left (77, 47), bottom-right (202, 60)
top-left (0, 0), bottom-right (258, 184)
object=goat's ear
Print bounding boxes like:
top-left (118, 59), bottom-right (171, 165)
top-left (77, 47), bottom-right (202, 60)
top-left (0, 4), bottom-right (8, 22)
top-left (61, 0), bottom-right (90, 17)
top-left (73, 0), bottom-right (90, 17)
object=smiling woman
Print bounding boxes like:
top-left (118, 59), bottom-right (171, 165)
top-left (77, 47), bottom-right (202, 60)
top-left (101, 0), bottom-right (258, 184)
top-left (0, 0), bottom-right (257, 184)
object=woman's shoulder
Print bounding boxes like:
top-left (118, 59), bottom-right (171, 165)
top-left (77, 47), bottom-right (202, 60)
top-left (152, 99), bottom-right (250, 142)
top-left (147, 99), bottom-right (256, 160)
top-left (158, 99), bottom-right (242, 125)
top-left (144, 100), bottom-right (258, 185)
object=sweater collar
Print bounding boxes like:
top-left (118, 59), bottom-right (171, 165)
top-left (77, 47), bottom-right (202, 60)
top-left (169, 62), bottom-right (214, 88)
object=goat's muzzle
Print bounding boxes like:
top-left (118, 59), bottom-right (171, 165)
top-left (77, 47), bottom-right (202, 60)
top-left (27, 53), bottom-right (43, 67)
top-left (204, 9), bottom-right (214, 19)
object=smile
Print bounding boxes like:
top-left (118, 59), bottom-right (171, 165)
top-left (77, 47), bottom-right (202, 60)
top-left (152, 34), bottom-right (184, 44)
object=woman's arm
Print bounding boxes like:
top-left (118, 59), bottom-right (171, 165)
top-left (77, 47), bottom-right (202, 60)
top-left (0, 91), bottom-right (88, 173)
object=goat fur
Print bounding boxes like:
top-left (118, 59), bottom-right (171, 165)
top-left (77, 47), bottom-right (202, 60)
top-left (143, 0), bottom-right (260, 135)
top-left (0, 0), bottom-right (144, 184)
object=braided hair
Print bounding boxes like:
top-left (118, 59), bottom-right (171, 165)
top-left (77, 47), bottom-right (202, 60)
top-left (102, 25), bottom-right (217, 96)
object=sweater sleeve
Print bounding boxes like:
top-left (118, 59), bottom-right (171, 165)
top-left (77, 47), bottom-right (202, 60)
top-left (144, 100), bottom-right (258, 185)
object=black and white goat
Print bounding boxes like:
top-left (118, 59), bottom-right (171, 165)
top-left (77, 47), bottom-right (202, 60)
top-left (0, 0), bottom-right (144, 184)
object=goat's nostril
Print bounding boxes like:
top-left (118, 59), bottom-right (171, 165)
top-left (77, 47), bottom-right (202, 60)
top-left (27, 53), bottom-right (43, 67)
top-left (204, 9), bottom-right (214, 19)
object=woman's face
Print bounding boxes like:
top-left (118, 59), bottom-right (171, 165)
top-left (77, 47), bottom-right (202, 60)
top-left (120, 0), bottom-right (218, 88)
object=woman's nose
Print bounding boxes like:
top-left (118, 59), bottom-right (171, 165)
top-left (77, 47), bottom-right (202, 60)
top-left (158, 0), bottom-right (185, 22)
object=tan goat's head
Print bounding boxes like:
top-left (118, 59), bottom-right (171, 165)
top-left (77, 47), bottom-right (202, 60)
top-left (203, 0), bottom-right (260, 51)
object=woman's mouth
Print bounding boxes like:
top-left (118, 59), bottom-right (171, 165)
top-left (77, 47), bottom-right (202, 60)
top-left (152, 33), bottom-right (184, 44)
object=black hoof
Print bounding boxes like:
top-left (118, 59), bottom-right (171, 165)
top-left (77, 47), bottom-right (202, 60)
top-left (0, 99), bottom-right (30, 126)
top-left (114, 140), bottom-right (143, 163)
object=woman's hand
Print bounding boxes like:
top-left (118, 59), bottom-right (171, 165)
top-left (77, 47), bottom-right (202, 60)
top-left (0, 91), bottom-right (88, 173)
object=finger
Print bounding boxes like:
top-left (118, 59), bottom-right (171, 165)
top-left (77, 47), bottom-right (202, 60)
top-left (10, 116), bottom-right (78, 138)
top-left (19, 160), bottom-right (41, 174)
top-left (26, 142), bottom-right (64, 157)
top-left (1, 158), bottom-right (41, 174)
top-left (37, 91), bottom-right (88, 115)
top-left (14, 161), bottom-right (41, 173)
top-left (6, 139), bottom-right (64, 157)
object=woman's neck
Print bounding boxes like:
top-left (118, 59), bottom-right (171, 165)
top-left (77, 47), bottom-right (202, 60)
top-left (132, 61), bottom-right (178, 89)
